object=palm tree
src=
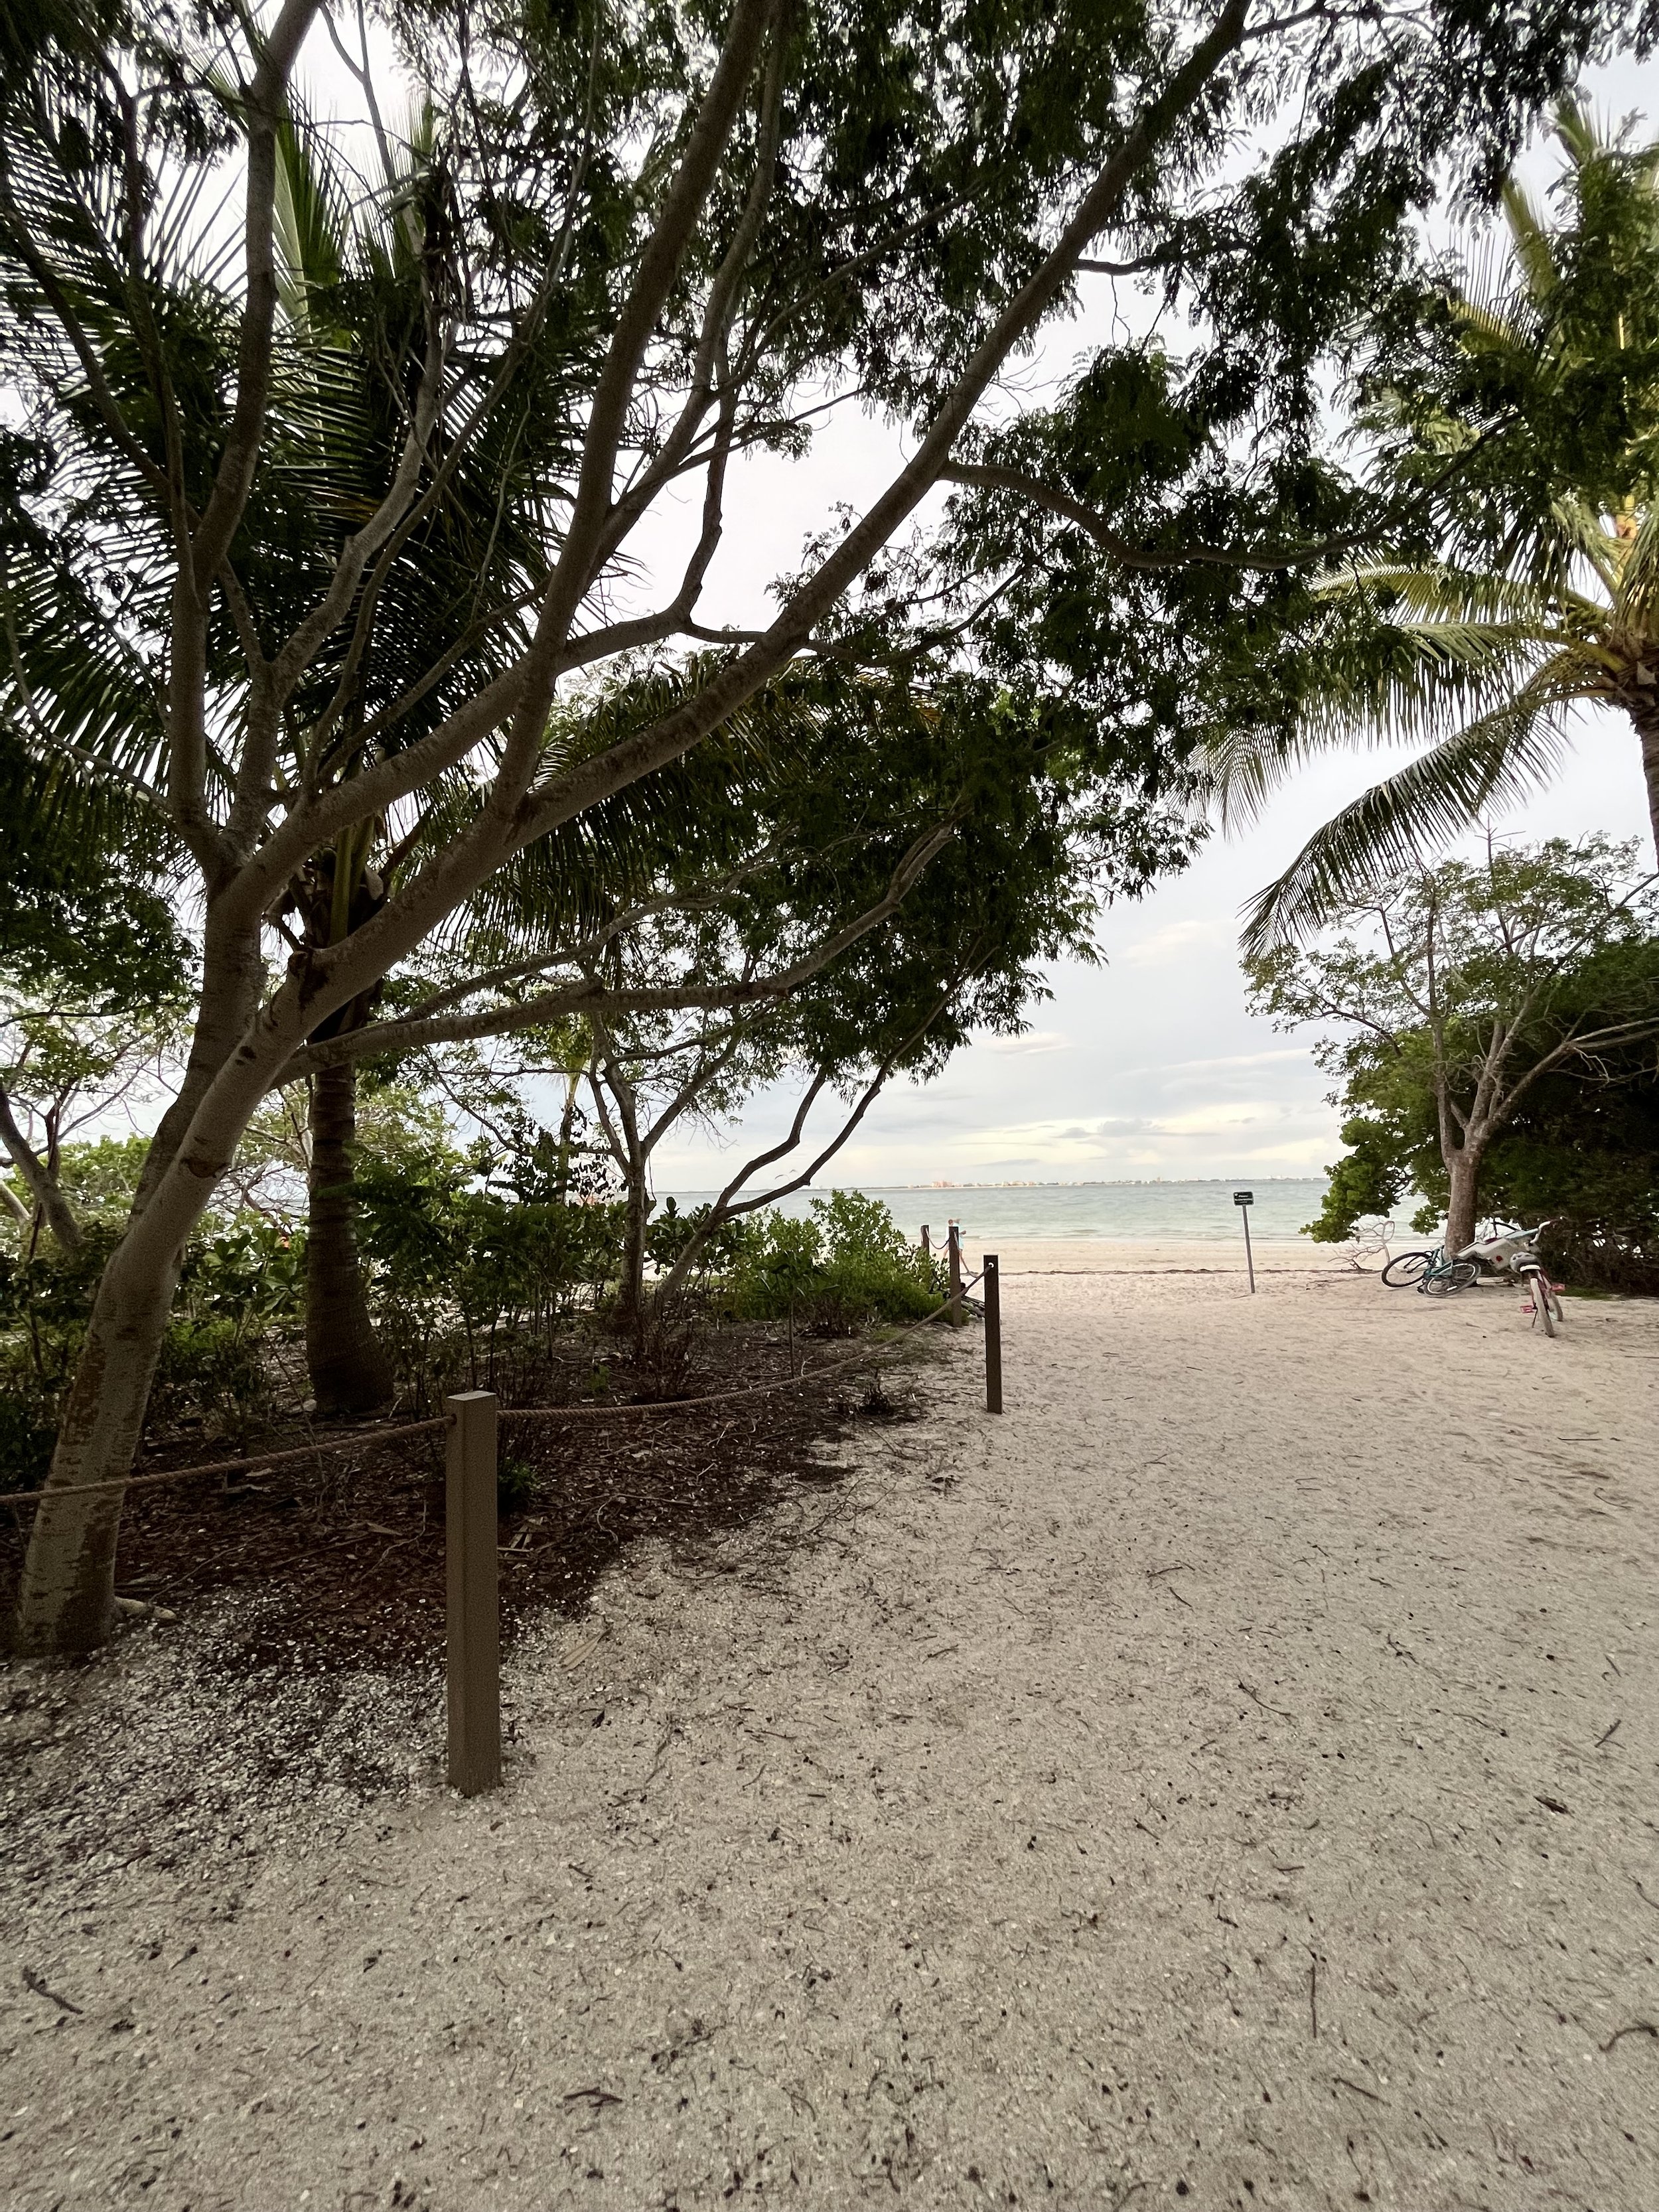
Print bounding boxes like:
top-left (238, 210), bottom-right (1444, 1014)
top-left (1212, 102), bottom-right (1659, 952)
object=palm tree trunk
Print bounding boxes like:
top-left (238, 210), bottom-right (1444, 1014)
top-left (1628, 694), bottom-right (1659, 867)
top-left (305, 1061), bottom-right (394, 1414)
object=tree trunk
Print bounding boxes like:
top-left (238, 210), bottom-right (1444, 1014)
top-left (618, 1168), bottom-right (649, 1327)
top-left (11, 1228), bottom-right (186, 1655)
top-left (1443, 1145), bottom-right (1484, 1256)
top-left (0, 1088), bottom-right (81, 1254)
top-left (1627, 692), bottom-right (1659, 869)
top-left (12, 928), bottom-right (299, 1657)
top-left (305, 1061), bottom-right (394, 1415)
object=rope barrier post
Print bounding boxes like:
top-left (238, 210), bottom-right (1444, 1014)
top-left (947, 1222), bottom-right (964, 1327)
top-left (446, 1390), bottom-right (501, 1797)
top-left (983, 1254), bottom-right (1002, 1413)
top-left (920, 1223), bottom-right (930, 1262)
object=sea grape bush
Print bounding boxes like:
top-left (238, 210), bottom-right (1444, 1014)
top-left (723, 1192), bottom-right (944, 1332)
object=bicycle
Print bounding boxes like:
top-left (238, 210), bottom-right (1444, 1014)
top-left (1516, 1258), bottom-right (1566, 1338)
top-left (1381, 1242), bottom-right (1480, 1293)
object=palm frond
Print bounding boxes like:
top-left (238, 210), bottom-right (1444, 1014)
top-left (1315, 565), bottom-right (1600, 627)
top-left (1615, 498), bottom-right (1659, 630)
top-left (1239, 687), bottom-right (1585, 954)
top-left (1499, 179), bottom-right (1559, 305)
top-left (274, 106), bottom-right (349, 338)
top-left (1548, 495), bottom-right (1623, 595)
top-left (1551, 96), bottom-right (1603, 175)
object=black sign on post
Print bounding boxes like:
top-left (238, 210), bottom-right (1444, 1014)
top-left (1234, 1189), bottom-right (1256, 1293)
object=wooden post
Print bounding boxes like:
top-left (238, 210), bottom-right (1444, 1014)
top-left (920, 1223), bottom-right (930, 1260)
top-left (947, 1222), bottom-right (964, 1327)
top-left (983, 1253), bottom-right (1002, 1414)
top-left (446, 1390), bottom-right (501, 1796)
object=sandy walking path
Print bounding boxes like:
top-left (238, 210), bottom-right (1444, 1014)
top-left (3, 1266), bottom-right (1658, 2211)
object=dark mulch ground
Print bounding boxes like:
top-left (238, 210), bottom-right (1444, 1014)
top-left (1, 1322), bottom-right (926, 1675)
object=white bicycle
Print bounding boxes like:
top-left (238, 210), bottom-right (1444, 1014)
top-left (1516, 1256), bottom-right (1567, 1339)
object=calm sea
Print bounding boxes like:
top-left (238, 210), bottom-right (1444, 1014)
top-left (662, 1179), bottom-right (1330, 1244)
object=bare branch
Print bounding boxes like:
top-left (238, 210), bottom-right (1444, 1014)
top-left (277, 816), bottom-right (958, 1081)
top-left (0, 1085), bottom-right (82, 1253)
top-left (652, 985), bottom-right (957, 1299)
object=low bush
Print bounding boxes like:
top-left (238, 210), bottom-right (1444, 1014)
top-left (354, 1142), bottom-right (628, 1408)
top-left (726, 1191), bottom-right (941, 1331)
top-left (0, 1213), bottom-right (304, 1490)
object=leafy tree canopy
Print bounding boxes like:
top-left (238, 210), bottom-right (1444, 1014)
top-left (1247, 835), bottom-right (1659, 1250)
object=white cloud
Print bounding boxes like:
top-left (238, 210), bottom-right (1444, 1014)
top-left (1147, 1099), bottom-right (1292, 1137)
top-left (980, 1029), bottom-right (1071, 1055)
top-left (1118, 1044), bottom-right (1312, 1078)
top-left (1118, 917), bottom-right (1234, 966)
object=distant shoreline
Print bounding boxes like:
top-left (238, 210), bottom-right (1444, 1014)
top-left (662, 1176), bottom-right (1329, 1191)
top-left (660, 1177), bottom-right (1350, 1245)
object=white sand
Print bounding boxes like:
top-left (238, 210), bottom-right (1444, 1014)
top-left (978, 1235), bottom-right (1354, 1275)
top-left (4, 1266), bottom-right (1658, 2210)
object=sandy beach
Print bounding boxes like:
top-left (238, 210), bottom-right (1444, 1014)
top-left (976, 1236), bottom-right (1354, 1275)
top-left (4, 1262), bottom-right (1657, 2209)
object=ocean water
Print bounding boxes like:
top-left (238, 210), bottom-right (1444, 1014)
top-left (662, 1179), bottom-right (1330, 1244)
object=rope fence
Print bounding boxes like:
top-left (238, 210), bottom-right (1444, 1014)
top-left (1, 1417), bottom-right (450, 1506)
top-left (0, 1273), bottom-right (987, 1508)
top-left (4, 1253), bottom-right (1007, 1797)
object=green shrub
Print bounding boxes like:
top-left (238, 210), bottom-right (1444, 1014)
top-left (354, 1143), bottom-right (628, 1406)
top-left (645, 1195), bottom-right (756, 1280)
top-left (0, 1376), bottom-right (57, 1493)
top-left (726, 1191), bottom-right (940, 1331)
top-left (150, 1317), bottom-right (278, 1447)
top-left (0, 1211), bottom-right (306, 1485)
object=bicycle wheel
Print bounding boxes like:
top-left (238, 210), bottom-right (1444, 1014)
top-left (1423, 1260), bottom-right (1480, 1296)
top-left (1382, 1250), bottom-right (1433, 1286)
top-left (1520, 1269), bottom-right (1557, 1336)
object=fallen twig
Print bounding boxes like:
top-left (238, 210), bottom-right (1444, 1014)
top-left (1599, 2022), bottom-right (1658, 2054)
top-left (22, 1968), bottom-right (81, 2016)
top-left (1595, 1718), bottom-right (1622, 1750)
top-left (1333, 2075), bottom-right (1386, 2103)
top-left (1238, 1680), bottom-right (1294, 1719)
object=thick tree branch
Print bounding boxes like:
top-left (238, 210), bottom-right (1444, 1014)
top-left (490, 0), bottom-right (778, 801)
top-left (500, 0), bottom-right (1254, 858)
top-left (278, 818), bottom-right (957, 1080)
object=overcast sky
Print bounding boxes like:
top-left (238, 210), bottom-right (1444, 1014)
top-left (300, 32), bottom-right (1658, 1188)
